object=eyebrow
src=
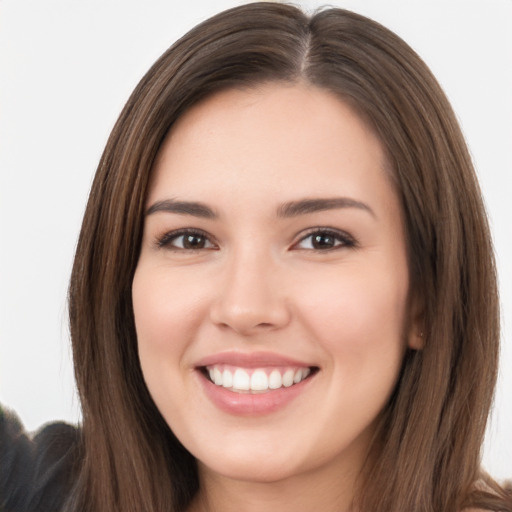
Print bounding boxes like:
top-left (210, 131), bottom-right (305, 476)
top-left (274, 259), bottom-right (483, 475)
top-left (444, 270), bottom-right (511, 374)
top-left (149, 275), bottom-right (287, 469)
top-left (146, 199), bottom-right (217, 218)
top-left (145, 196), bottom-right (375, 219)
top-left (277, 197), bottom-right (376, 219)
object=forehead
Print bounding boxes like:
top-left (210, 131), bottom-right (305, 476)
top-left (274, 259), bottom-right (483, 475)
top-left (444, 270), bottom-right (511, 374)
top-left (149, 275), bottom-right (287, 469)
top-left (148, 83), bottom-right (393, 211)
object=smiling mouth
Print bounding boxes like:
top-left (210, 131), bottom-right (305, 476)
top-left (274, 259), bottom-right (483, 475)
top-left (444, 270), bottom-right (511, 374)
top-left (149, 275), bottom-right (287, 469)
top-left (201, 364), bottom-right (318, 394)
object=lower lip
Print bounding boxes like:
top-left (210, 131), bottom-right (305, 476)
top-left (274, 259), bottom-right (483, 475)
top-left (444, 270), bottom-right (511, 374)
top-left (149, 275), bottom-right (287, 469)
top-left (197, 371), bottom-right (314, 415)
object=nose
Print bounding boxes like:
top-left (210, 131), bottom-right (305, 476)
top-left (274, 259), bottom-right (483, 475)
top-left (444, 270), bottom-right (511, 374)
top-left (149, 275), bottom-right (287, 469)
top-left (209, 250), bottom-right (291, 336)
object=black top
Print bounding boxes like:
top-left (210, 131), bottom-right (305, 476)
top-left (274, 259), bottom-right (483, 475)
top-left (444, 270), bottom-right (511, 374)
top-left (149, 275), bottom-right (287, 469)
top-left (0, 406), bottom-right (80, 512)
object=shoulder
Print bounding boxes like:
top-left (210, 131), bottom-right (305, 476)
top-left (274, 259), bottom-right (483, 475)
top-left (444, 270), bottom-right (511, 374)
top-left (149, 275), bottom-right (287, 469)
top-left (0, 405), bottom-right (81, 512)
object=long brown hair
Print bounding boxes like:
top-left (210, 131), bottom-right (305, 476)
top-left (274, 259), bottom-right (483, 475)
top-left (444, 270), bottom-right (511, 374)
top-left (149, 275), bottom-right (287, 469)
top-left (67, 3), bottom-right (509, 511)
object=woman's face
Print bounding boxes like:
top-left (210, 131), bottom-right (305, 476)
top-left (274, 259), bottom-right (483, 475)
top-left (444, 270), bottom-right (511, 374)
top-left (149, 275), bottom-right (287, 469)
top-left (132, 83), bottom-right (420, 485)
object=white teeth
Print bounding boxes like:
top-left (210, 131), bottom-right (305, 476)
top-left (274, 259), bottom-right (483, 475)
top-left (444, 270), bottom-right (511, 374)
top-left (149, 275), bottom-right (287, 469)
top-left (282, 369), bottom-right (294, 387)
top-left (250, 370), bottom-right (268, 391)
top-left (232, 368), bottom-right (250, 391)
top-left (213, 367), bottom-right (223, 386)
top-left (222, 369), bottom-right (233, 388)
top-left (268, 369), bottom-right (282, 389)
top-left (206, 365), bottom-right (313, 392)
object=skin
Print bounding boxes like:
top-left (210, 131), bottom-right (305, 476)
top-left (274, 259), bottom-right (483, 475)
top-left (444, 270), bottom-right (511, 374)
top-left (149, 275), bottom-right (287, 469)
top-left (132, 82), bottom-right (422, 512)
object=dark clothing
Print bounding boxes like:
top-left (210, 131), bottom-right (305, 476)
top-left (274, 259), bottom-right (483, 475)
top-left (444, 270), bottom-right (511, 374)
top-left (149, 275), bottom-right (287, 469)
top-left (0, 406), bottom-right (79, 512)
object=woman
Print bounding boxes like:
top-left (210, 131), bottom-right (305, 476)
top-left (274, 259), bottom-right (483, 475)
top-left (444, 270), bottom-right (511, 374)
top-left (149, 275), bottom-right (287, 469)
top-left (1, 3), bottom-right (511, 512)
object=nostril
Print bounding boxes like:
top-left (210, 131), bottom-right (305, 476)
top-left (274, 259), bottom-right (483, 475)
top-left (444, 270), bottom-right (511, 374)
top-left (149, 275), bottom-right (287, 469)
top-left (209, 278), bottom-right (292, 334)
top-left (210, 308), bottom-right (290, 335)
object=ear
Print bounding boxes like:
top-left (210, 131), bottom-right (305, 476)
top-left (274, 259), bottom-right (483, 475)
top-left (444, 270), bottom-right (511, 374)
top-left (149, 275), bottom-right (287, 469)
top-left (408, 329), bottom-right (424, 350)
top-left (407, 292), bottom-right (425, 350)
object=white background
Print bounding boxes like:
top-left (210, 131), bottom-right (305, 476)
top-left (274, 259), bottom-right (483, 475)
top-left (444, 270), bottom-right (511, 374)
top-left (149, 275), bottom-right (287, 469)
top-left (1, 0), bottom-right (511, 479)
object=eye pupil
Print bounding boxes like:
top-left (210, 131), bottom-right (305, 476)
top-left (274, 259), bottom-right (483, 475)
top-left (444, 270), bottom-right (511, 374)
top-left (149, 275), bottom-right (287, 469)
top-left (183, 234), bottom-right (205, 249)
top-left (312, 233), bottom-right (335, 249)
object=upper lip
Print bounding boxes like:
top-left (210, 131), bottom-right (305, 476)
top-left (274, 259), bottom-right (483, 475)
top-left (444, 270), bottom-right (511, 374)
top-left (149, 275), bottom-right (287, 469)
top-left (194, 351), bottom-right (316, 369)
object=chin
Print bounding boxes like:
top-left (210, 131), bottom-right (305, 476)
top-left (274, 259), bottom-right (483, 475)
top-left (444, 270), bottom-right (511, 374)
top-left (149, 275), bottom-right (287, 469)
top-left (198, 455), bottom-right (305, 484)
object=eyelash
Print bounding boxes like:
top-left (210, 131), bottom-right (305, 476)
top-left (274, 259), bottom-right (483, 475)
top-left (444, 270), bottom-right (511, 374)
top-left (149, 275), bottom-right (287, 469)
top-left (156, 228), bottom-right (216, 250)
top-left (155, 227), bottom-right (357, 252)
top-left (292, 228), bottom-right (357, 251)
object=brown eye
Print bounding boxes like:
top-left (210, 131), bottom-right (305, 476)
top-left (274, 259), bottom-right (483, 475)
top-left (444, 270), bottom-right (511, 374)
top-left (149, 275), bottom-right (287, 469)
top-left (311, 233), bottom-right (337, 249)
top-left (157, 229), bottom-right (216, 250)
top-left (182, 233), bottom-right (207, 249)
top-left (294, 229), bottom-right (356, 251)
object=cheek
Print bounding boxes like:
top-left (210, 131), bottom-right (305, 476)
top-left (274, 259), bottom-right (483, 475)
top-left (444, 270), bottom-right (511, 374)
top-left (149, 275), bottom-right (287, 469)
top-left (297, 260), bottom-right (409, 372)
top-left (131, 263), bottom-right (218, 436)
top-left (132, 265), bottom-right (206, 352)
top-left (131, 264), bottom-right (211, 412)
